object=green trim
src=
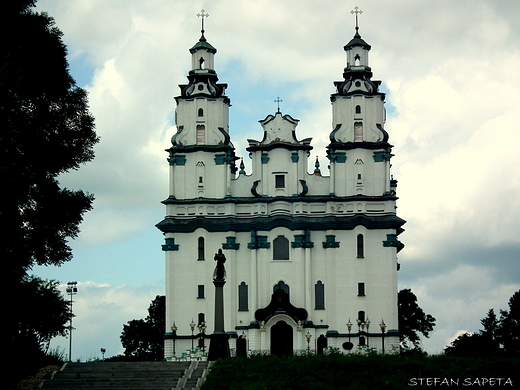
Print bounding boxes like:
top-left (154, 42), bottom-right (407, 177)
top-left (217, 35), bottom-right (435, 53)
top-left (157, 214), bottom-right (405, 234)
top-left (291, 152), bottom-right (299, 163)
top-left (328, 151), bottom-right (347, 163)
top-left (162, 194), bottom-right (398, 205)
top-left (168, 154), bottom-right (186, 166)
top-left (292, 229), bottom-right (314, 248)
top-left (327, 141), bottom-right (392, 151)
top-left (214, 153), bottom-right (226, 165)
top-left (247, 231), bottom-right (270, 249)
top-left (383, 233), bottom-right (405, 252)
top-left (323, 235), bottom-right (340, 248)
top-left (162, 237), bottom-right (179, 251)
top-left (373, 150), bottom-right (393, 162)
top-left (222, 236), bottom-right (240, 250)
top-left (261, 152), bottom-right (269, 164)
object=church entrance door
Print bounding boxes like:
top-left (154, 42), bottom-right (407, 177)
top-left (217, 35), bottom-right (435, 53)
top-left (270, 320), bottom-right (293, 355)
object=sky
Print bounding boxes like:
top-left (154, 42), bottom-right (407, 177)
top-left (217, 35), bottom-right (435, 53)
top-left (33, 0), bottom-right (520, 360)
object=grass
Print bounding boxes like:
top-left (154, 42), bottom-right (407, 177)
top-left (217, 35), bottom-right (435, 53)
top-left (200, 353), bottom-right (520, 390)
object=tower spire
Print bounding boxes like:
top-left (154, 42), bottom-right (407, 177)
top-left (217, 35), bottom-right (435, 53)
top-left (350, 6), bottom-right (363, 34)
top-left (197, 9), bottom-right (209, 36)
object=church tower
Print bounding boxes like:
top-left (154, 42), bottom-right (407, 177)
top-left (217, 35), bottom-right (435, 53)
top-left (158, 12), bottom-right (405, 358)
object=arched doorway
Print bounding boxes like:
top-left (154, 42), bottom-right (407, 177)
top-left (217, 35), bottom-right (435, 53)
top-left (271, 320), bottom-right (293, 355)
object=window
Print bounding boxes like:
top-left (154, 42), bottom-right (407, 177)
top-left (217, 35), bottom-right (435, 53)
top-left (355, 105), bottom-right (361, 114)
top-left (238, 282), bottom-right (248, 311)
top-left (357, 234), bottom-right (364, 258)
top-left (198, 176), bottom-right (203, 184)
top-left (196, 125), bottom-right (205, 145)
top-left (358, 282), bottom-right (365, 296)
top-left (198, 313), bottom-right (205, 325)
top-left (198, 108), bottom-right (204, 117)
top-left (354, 54), bottom-right (361, 66)
top-left (197, 285), bottom-right (205, 299)
top-left (199, 57), bottom-right (205, 69)
top-left (198, 237), bottom-right (205, 260)
top-left (273, 281), bottom-right (290, 298)
top-left (315, 281), bottom-right (325, 310)
top-left (354, 122), bottom-right (363, 142)
top-left (275, 175), bottom-right (285, 188)
top-left (358, 310), bottom-right (365, 322)
top-left (273, 236), bottom-right (289, 260)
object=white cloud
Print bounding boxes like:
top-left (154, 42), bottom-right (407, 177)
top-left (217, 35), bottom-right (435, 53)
top-left (36, 0), bottom-right (520, 356)
top-left (52, 282), bottom-right (163, 360)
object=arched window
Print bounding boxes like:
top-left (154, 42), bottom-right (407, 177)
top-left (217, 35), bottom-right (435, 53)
top-left (199, 57), bottom-right (205, 69)
top-left (238, 282), bottom-right (248, 311)
top-left (273, 281), bottom-right (290, 298)
top-left (196, 125), bottom-right (205, 145)
top-left (198, 108), bottom-right (204, 117)
top-left (357, 234), bottom-right (364, 258)
top-left (273, 236), bottom-right (289, 260)
top-left (354, 122), bottom-right (363, 142)
top-left (354, 54), bottom-right (361, 66)
top-left (358, 310), bottom-right (365, 322)
top-left (315, 281), bottom-right (325, 310)
top-left (198, 237), bottom-right (205, 260)
top-left (355, 105), bottom-right (361, 114)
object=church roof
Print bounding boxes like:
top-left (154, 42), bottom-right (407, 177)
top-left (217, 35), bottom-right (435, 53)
top-left (189, 34), bottom-right (217, 54)
top-left (344, 28), bottom-right (371, 51)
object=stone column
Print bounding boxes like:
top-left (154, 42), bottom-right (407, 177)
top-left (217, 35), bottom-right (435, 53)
top-left (208, 249), bottom-right (230, 360)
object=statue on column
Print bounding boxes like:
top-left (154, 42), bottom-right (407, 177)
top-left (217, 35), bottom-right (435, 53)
top-left (213, 249), bottom-right (226, 280)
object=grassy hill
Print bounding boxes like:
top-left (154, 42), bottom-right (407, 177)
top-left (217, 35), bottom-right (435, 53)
top-left (201, 353), bottom-right (519, 390)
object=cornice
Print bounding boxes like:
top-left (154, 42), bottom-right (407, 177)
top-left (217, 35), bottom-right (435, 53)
top-left (156, 213), bottom-right (406, 234)
top-left (161, 194), bottom-right (398, 205)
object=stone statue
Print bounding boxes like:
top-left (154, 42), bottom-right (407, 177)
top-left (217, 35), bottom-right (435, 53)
top-left (213, 249), bottom-right (226, 280)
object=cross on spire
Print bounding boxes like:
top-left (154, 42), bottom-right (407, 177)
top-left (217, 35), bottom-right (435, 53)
top-left (274, 97), bottom-right (283, 113)
top-left (197, 9), bottom-right (209, 34)
top-left (350, 6), bottom-right (363, 30)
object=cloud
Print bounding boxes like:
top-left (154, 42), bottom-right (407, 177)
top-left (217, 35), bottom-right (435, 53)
top-left (36, 0), bottom-right (520, 357)
top-left (52, 282), bottom-right (163, 360)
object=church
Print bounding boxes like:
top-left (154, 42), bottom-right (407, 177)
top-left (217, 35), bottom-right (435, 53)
top-left (157, 13), bottom-right (405, 358)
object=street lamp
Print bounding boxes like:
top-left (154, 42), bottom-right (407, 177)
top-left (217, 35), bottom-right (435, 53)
top-left (379, 319), bottom-right (387, 354)
top-left (66, 281), bottom-right (78, 362)
top-left (365, 318), bottom-right (371, 347)
top-left (198, 321), bottom-right (207, 352)
top-left (189, 320), bottom-right (196, 352)
top-left (100, 348), bottom-right (106, 361)
top-left (305, 331), bottom-right (312, 353)
top-left (171, 322), bottom-right (178, 358)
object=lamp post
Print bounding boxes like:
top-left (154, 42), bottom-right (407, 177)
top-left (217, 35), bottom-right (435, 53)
top-left (100, 348), bottom-right (106, 361)
top-left (171, 322), bottom-right (178, 358)
top-left (66, 281), bottom-right (78, 362)
top-left (365, 318), bottom-right (371, 347)
top-left (189, 320), bottom-right (196, 352)
top-left (198, 321), bottom-right (207, 352)
top-left (379, 319), bottom-right (386, 354)
top-left (305, 331), bottom-right (312, 353)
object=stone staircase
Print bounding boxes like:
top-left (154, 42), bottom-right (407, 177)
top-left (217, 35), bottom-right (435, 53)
top-left (39, 361), bottom-right (213, 390)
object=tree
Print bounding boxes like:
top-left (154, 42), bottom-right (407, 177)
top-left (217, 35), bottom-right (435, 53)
top-left (398, 289), bottom-right (436, 350)
top-left (1, 1), bottom-right (98, 282)
top-left (497, 290), bottom-right (520, 356)
top-left (2, 1), bottom-right (97, 384)
top-left (445, 291), bottom-right (520, 357)
top-left (121, 296), bottom-right (165, 361)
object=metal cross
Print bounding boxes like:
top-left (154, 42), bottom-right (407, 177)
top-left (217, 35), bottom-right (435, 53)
top-left (197, 9), bottom-right (209, 33)
top-left (274, 97), bottom-right (283, 113)
top-left (350, 6), bottom-right (363, 29)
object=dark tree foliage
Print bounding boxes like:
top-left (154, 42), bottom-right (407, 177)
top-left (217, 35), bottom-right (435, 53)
top-left (16, 275), bottom-right (71, 352)
top-left (121, 296), bottom-right (165, 361)
top-left (445, 291), bottom-right (520, 357)
top-left (497, 290), bottom-right (520, 356)
top-left (1, 0), bottom-right (98, 282)
top-left (398, 289), bottom-right (436, 350)
top-left (2, 1), bottom-right (97, 384)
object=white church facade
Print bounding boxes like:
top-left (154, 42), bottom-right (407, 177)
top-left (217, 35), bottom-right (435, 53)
top-left (157, 21), bottom-right (405, 358)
